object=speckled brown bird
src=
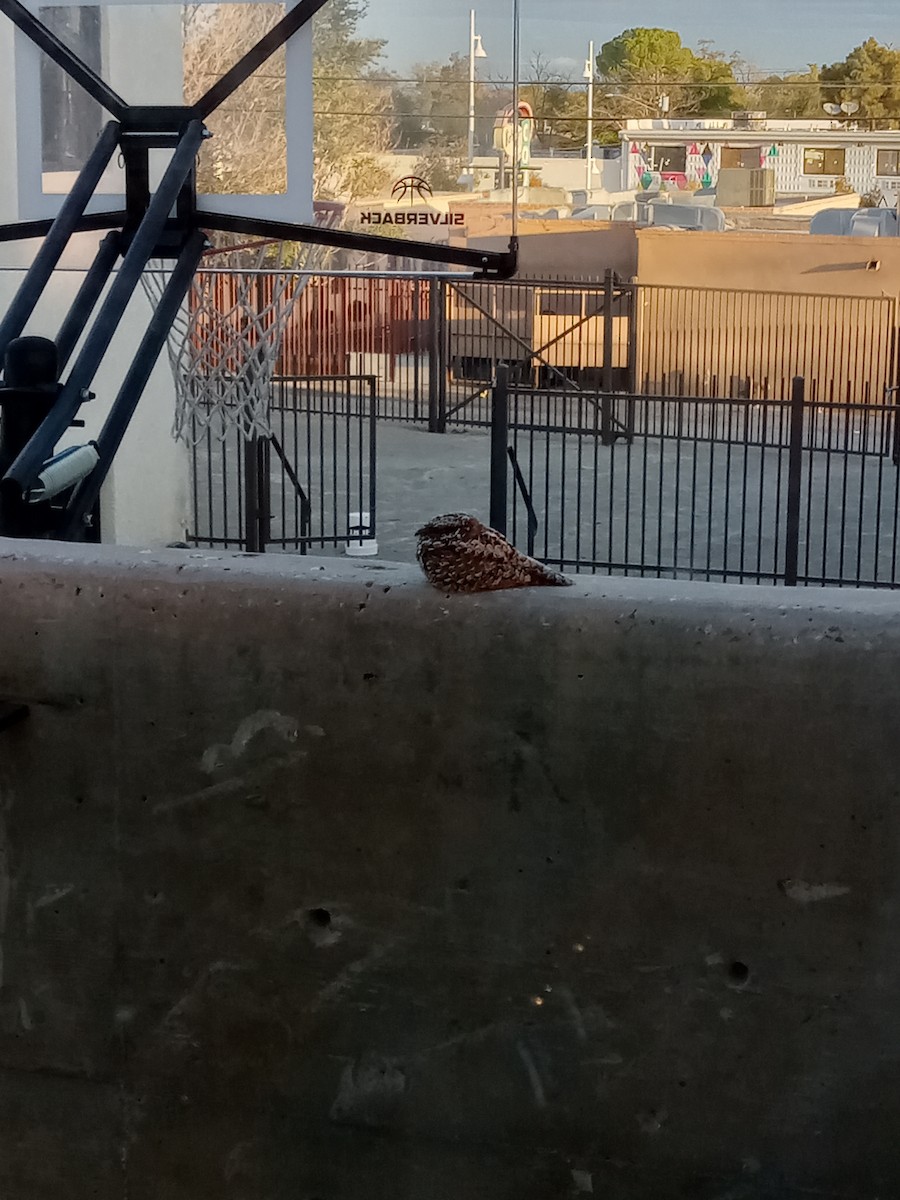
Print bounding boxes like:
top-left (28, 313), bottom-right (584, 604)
top-left (415, 513), bottom-right (572, 593)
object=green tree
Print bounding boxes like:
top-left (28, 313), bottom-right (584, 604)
top-left (183, 4), bottom-right (289, 195)
top-left (393, 54), bottom-right (485, 152)
top-left (746, 66), bottom-right (823, 120)
top-left (412, 142), bottom-right (466, 191)
top-left (596, 27), bottom-right (741, 118)
top-left (313, 0), bottom-right (393, 199)
top-left (821, 39), bottom-right (900, 127)
top-left (520, 54), bottom-right (590, 153)
top-left (183, 0), bottom-right (391, 202)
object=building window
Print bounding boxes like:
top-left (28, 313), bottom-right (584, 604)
top-left (40, 6), bottom-right (104, 173)
top-left (877, 149), bottom-right (900, 177)
top-left (803, 147), bottom-right (846, 176)
top-left (721, 146), bottom-right (763, 170)
top-left (650, 145), bottom-right (687, 174)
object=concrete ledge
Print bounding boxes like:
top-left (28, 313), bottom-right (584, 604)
top-left (1, 540), bottom-right (899, 1199)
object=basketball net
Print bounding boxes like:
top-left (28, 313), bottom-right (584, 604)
top-left (142, 228), bottom-right (333, 445)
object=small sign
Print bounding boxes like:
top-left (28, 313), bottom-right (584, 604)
top-left (358, 175), bottom-right (466, 228)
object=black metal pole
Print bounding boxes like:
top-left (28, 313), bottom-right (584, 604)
top-left (59, 230), bottom-right (206, 540)
top-left (0, 210), bottom-right (128, 245)
top-left (243, 434), bottom-right (261, 552)
top-left (626, 279), bottom-right (639, 395)
top-left (490, 363), bottom-right (510, 535)
top-left (260, 436), bottom-right (272, 550)
top-left (55, 232), bottom-right (121, 369)
top-left (601, 267), bottom-right (615, 446)
top-left (197, 211), bottom-right (518, 280)
top-left (0, 122), bottom-right (120, 359)
top-left (368, 375), bottom-right (377, 544)
top-left (436, 282), bottom-right (448, 433)
top-left (784, 376), bottom-right (805, 588)
top-left (5, 121), bottom-right (205, 498)
top-left (0, 337), bottom-right (60, 537)
top-left (0, 0), bottom-right (129, 118)
top-left (427, 280), bottom-right (441, 433)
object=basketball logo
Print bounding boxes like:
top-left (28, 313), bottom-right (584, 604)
top-left (391, 176), bottom-right (433, 205)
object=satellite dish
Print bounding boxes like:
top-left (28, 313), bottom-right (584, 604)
top-left (842, 101), bottom-right (860, 116)
top-left (823, 103), bottom-right (842, 116)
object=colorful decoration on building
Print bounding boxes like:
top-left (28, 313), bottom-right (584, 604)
top-left (492, 101), bottom-right (535, 169)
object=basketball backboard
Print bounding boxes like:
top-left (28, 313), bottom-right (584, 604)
top-left (313, 0), bottom-right (526, 257)
top-left (11, 0), bottom-right (313, 223)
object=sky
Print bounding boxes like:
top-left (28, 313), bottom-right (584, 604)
top-left (358, 0), bottom-right (900, 77)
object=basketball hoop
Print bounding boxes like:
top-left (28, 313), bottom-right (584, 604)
top-left (142, 230), bottom-right (332, 445)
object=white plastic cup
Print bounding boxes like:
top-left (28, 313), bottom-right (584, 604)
top-left (345, 511), bottom-right (378, 557)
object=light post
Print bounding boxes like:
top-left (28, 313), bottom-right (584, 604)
top-left (467, 9), bottom-right (487, 188)
top-left (583, 42), bottom-right (595, 193)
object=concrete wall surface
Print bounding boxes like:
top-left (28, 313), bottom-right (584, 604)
top-left (636, 227), bottom-right (900, 296)
top-left (468, 224), bottom-right (640, 279)
top-left (2, 542), bottom-right (900, 1199)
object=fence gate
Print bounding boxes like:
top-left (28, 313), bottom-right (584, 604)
top-left (440, 272), bottom-right (637, 429)
top-left (189, 375), bottom-right (377, 554)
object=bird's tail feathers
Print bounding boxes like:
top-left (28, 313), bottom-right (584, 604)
top-left (530, 561), bottom-right (573, 587)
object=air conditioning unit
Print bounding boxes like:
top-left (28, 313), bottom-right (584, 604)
top-left (732, 110), bottom-right (768, 131)
top-left (749, 167), bottom-right (776, 206)
top-left (716, 167), bottom-right (776, 207)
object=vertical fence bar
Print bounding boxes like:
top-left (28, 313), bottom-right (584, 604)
top-left (428, 278), bottom-right (447, 433)
top-left (259, 435), bottom-right (271, 550)
top-left (490, 364), bottom-right (510, 535)
top-left (412, 277), bottom-right (422, 420)
top-left (368, 375), bottom-right (377, 541)
top-left (243, 433), bottom-right (261, 552)
top-left (626, 280), bottom-right (639, 394)
top-left (601, 267), bottom-right (615, 445)
top-left (784, 376), bottom-right (806, 587)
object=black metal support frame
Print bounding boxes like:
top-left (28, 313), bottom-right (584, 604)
top-left (0, 0), bottom-right (518, 540)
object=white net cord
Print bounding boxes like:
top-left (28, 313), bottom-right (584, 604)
top-left (141, 232), bottom-right (332, 445)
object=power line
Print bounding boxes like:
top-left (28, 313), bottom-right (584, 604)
top-left (312, 75), bottom-right (900, 90)
top-left (191, 71), bottom-right (900, 90)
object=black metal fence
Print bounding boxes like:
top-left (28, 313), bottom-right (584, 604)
top-left (184, 271), bottom-right (900, 589)
top-left (189, 375), bottom-right (376, 553)
top-left (490, 371), bottom-right (900, 588)
top-left (197, 270), bottom-right (899, 432)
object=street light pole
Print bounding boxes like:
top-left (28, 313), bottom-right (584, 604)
top-left (467, 10), bottom-right (487, 188)
top-left (584, 40), bottom-right (595, 194)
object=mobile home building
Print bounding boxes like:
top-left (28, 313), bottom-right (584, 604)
top-left (619, 117), bottom-right (900, 198)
